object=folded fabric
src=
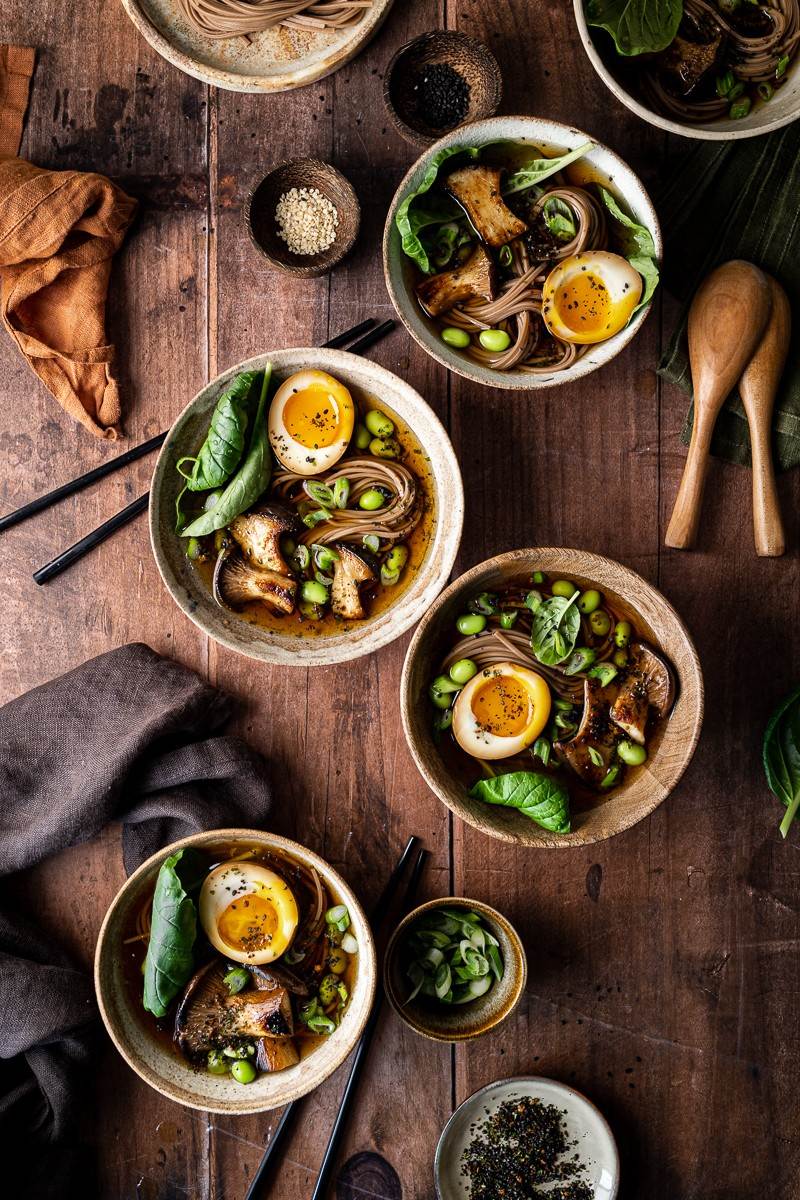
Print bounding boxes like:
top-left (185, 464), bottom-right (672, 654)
top-left (0, 45), bottom-right (137, 440)
top-left (657, 121), bottom-right (800, 471)
top-left (0, 644), bottom-right (273, 1197)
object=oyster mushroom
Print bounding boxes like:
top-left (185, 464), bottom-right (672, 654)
top-left (416, 244), bottom-right (496, 318)
top-left (175, 961), bottom-right (294, 1059)
top-left (229, 503), bottom-right (299, 576)
top-left (213, 545), bottom-right (297, 614)
top-left (446, 164), bottom-right (528, 248)
top-left (554, 677), bottom-right (618, 789)
top-left (610, 642), bottom-right (676, 746)
top-left (330, 544), bottom-right (376, 620)
top-left (255, 1037), bottom-right (300, 1073)
top-left (250, 962), bottom-right (310, 997)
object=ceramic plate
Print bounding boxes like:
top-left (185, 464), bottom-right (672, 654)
top-left (435, 1076), bottom-right (620, 1199)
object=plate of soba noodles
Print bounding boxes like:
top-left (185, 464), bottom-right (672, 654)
top-left (95, 829), bottom-right (377, 1112)
top-left (120, 0), bottom-right (394, 92)
top-left (401, 549), bottom-right (704, 847)
top-left (149, 347), bottom-right (463, 666)
top-left (575, 0), bottom-right (800, 140)
top-left (383, 116), bottom-right (662, 391)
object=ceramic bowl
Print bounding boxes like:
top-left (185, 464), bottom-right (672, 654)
top-left (383, 897), bottom-right (526, 1042)
top-left (435, 1075), bottom-right (620, 1199)
top-left (149, 348), bottom-right (463, 667)
top-left (383, 31), bottom-right (502, 147)
top-left (401, 548), bottom-right (704, 847)
top-left (94, 828), bottom-right (377, 1114)
top-left (574, 0), bottom-right (800, 141)
top-left (383, 114), bottom-right (661, 392)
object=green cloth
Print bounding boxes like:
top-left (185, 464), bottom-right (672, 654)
top-left (657, 121), bottom-right (800, 471)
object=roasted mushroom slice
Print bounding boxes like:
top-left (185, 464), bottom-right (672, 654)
top-left (230, 503), bottom-right (299, 576)
top-left (610, 642), bottom-right (676, 745)
top-left (175, 961), bottom-right (295, 1058)
top-left (213, 546), bottom-right (297, 614)
top-left (255, 1037), bottom-right (300, 1073)
top-left (249, 963), bottom-right (310, 997)
top-left (554, 678), bottom-right (618, 790)
top-left (330, 544), bottom-right (376, 620)
top-left (657, 32), bottom-right (723, 97)
top-left (416, 244), bottom-right (496, 318)
top-left (446, 164), bottom-right (528, 248)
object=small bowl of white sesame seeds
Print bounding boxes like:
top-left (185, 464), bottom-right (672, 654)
top-left (245, 158), bottom-right (361, 278)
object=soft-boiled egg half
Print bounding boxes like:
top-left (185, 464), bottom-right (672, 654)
top-left (268, 369), bottom-right (355, 476)
top-left (452, 662), bottom-right (551, 761)
top-left (541, 251), bottom-right (642, 345)
top-left (198, 861), bottom-right (299, 965)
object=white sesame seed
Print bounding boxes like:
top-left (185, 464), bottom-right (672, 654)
top-left (274, 187), bottom-right (339, 256)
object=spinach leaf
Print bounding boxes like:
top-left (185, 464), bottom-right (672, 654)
top-left (143, 848), bottom-right (205, 1018)
top-left (543, 197), bottom-right (577, 242)
top-left (531, 591), bottom-right (581, 666)
top-left (585, 0), bottom-right (683, 56)
top-left (178, 370), bottom-right (259, 493)
top-left (598, 186), bottom-right (660, 312)
top-left (470, 771), bottom-right (571, 834)
top-left (180, 365), bottom-right (273, 539)
top-left (395, 145), bottom-right (477, 273)
top-left (503, 141), bottom-right (595, 196)
top-left (763, 684), bottom-right (800, 838)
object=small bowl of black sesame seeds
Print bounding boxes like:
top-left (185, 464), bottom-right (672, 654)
top-left (383, 30), bottom-right (502, 148)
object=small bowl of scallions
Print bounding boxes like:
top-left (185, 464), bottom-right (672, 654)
top-left (383, 898), bottom-right (526, 1042)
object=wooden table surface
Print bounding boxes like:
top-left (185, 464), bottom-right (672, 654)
top-left (2, 1), bottom-right (799, 1197)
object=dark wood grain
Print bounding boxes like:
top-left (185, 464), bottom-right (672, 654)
top-left (1, 0), bottom-right (799, 1197)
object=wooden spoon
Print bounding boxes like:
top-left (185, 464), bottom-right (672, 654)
top-left (739, 274), bottom-right (790, 557)
top-left (665, 260), bottom-right (772, 550)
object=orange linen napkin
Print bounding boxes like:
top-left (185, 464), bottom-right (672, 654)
top-left (0, 46), bottom-right (137, 439)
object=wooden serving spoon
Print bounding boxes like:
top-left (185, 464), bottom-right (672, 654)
top-left (739, 274), bottom-right (790, 557)
top-left (665, 260), bottom-right (773, 550)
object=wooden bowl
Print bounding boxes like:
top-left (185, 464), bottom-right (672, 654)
top-left (383, 30), bottom-right (502, 146)
top-left (149, 347), bottom-right (464, 668)
top-left (384, 898), bottom-right (526, 1042)
top-left (245, 159), bottom-right (360, 278)
top-left (400, 548), bottom-right (704, 848)
top-left (94, 829), bottom-right (377, 1114)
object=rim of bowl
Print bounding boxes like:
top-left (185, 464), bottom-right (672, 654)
top-left (434, 1074), bottom-right (620, 1199)
top-left (149, 348), bottom-right (464, 667)
top-left (94, 827), bottom-right (378, 1114)
top-left (382, 114), bottom-right (662, 391)
top-left (383, 896), bottom-right (527, 1042)
top-left (400, 547), bottom-right (705, 847)
top-left (573, 0), bottom-right (800, 141)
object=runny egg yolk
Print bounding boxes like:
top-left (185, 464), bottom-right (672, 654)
top-left (268, 369), bottom-right (355, 476)
top-left (451, 662), bottom-right (551, 761)
top-left (471, 673), bottom-right (532, 737)
top-left (554, 271), bottom-right (612, 338)
top-left (282, 382), bottom-right (346, 450)
top-left (198, 862), bottom-right (299, 965)
top-left (216, 892), bottom-right (279, 956)
top-left (541, 251), bottom-right (643, 346)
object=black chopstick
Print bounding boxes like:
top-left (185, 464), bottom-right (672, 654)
top-left (309, 847), bottom-right (428, 1200)
top-left (32, 493), bottom-right (149, 586)
top-left (345, 319), bottom-right (395, 357)
top-left (323, 318), bottom-right (375, 349)
top-left (243, 836), bottom-right (421, 1200)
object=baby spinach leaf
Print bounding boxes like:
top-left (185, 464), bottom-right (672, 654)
top-left (531, 591), bottom-right (581, 666)
top-left (503, 141), bottom-right (595, 196)
top-left (543, 197), bottom-right (577, 242)
top-left (143, 848), bottom-right (205, 1018)
top-left (585, 0), bottom-right (683, 56)
top-left (470, 771), bottom-right (571, 834)
top-left (763, 684), bottom-right (800, 838)
top-left (180, 365), bottom-right (274, 539)
top-left (598, 186), bottom-right (660, 312)
top-left (395, 145), bottom-right (477, 273)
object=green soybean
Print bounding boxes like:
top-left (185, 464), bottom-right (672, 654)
top-left (614, 620), bottom-right (632, 648)
top-left (207, 1051), bottom-right (229, 1075)
top-left (318, 974), bottom-right (340, 1007)
top-left (449, 658), bottom-right (478, 685)
top-left (578, 589), bottom-right (602, 614)
top-left (441, 327), bottom-right (471, 349)
top-left (589, 610), bottom-right (612, 638)
top-left (301, 580), bottom-right (329, 605)
top-left (186, 537), bottom-right (202, 561)
top-left (478, 328), bottom-right (511, 352)
top-left (358, 488), bottom-right (385, 511)
top-left (551, 579), bottom-right (575, 599)
top-left (369, 436), bottom-right (400, 459)
top-left (231, 1060), bottom-right (257, 1085)
top-left (354, 423), bottom-right (371, 450)
top-left (385, 544), bottom-right (408, 574)
top-left (365, 410), bottom-right (394, 438)
top-left (456, 613), bottom-right (487, 635)
top-left (613, 648), bottom-right (629, 668)
top-left (531, 571), bottom-right (546, 584)
top-left (617, 740), bottom-right (647, 767)
top-left (430, 675), bottom-right (460, 708)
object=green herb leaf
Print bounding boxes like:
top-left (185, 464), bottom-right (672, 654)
top-left (763, 684), bottom-right (800, 838)
top-left (585, 0), bottom-right (683, 56)
top-left (503, 141), bottom-right (595, 196)
top-left (469, 771), bottom-right (571, 834)
top-left (395, 145), bottom-right (478, 273)
top-left (143, 848), bottom-right (205, 1018)
top-left (531, 591), bottom-right (581, 666)
top-left (543, 196), bottom-right (577, 242)
top-left (597, 186), bottom-right (660, 313)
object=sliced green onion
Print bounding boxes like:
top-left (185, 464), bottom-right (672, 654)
top-left (531, 571), bottom-right (546, 584)
top-left (306, 481), bottom-right (335, 506)
top-left (524, 589), bottom-right (543, 613)
top-left (727, 81), bottom-right (745, 101)
top-left (587, 663), bottom-right (618, 687)
top-left (312, 544), bottom-right (340, 571)
top-left (401, 907), bottom-right (503, 1008)
top-left (730, 96), bottom-right (752, 119)
top-left (341, 932), bottom-right (359, 955)
top-left (533, 736), bottom-right (551, 767)
top-left (776, 54), bottom-right (790, 78)
top-left (333, 477), bottom-right (351, 508)
top-left (381, 565), bottom-right (401, 587)
top-left (223, 967), bottom-right (250, 995)
top-left (498, 244), bottom-right (513, 268)
top-left (716, 69), bottom-right (735, 97)
top-left (293, 543), bottom-right (310, 570)
top-left (468, 591), bottom-right (499, 616)
top-left (587, 746), bottom-right (604, 769)
top-left (326, 904), bottom-right (350, 933)
top-left (758, 81), bottom-right (774, 101)
top-left (303, 507), bottom-right (332, 529)
top-left (363, 533), bottom-right (380, 553)
top-left (186, 537), bottom-right (202, 561)
top-left (499, 610), bottom-right (518, 629)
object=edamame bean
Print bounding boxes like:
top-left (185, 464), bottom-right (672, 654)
top-left (578, 589), bottom-right (602, 614)
top-left (531, 571), bottom-right (546, 585)
top-left (551, 579), bottom-right (575, 599)
top-left (614, 620), bottom-right (632, 648)
top-left (365, 410), bottom-right (394, 438)
top-left (612, 648), bottom-right (628, 668)
top-left (318, 974), bottom-right (340, 1007)
top-left (589, 610), bottom-right (612, 638)
top-left (456, 613), bottom-right (487, 635)
top-left (478, 328), bottom-right (511, 352)
top-left (441, 327), bottom-right (471, 349)
top-left (431, 674), bottom-right (460, 701)
top-left (328, 948), bottom-right (347, 975)
top-left (231, 1060), bottom-right (257, 1085)
top-left (449, 658), bottom-right (478, 685)
top-left (358, 488), bottom-right (385, 511)
top-left (186, 537), bottom-right (202, 561)
top-left (354, 423), bottom-right (371, 450)
top-left (301, 580), bottom-right (329, 605)
top-left (385, 544), bottom-right (408, 574)
top-left (369, 436), bottom-right (401, 459)
top-left (617, 740), bottom-right (647, 767)
top-left (207, 1051), bottom-right (229, 1075)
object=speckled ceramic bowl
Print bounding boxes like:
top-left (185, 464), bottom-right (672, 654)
top-left (383, 897), bottom-right (526, 1042)
top-left (149, 348), bottom-right (463, 667)
top-left (94, 829), bottom-right (377, 1114)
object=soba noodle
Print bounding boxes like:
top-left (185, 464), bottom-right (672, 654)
top-left (176, 0), bottom-right (371, 39)
top-left (273, 457), bottom-right (421, 545)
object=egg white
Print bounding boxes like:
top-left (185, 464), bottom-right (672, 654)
top-left (198, 861), bottom-right (299, 965)
top-left (268, 369), bottom-right (355, 477)
top-left (541, 251), bottom-right (642, 346)
top-left (452, 662), bottom-right (551, 761)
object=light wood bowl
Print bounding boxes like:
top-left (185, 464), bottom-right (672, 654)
top-left (383, 30), bottom-right (502, 147)
top-left (94, 829), bottom-right (377, 1114)
top-left (400, 548), bottom-right (704, 847)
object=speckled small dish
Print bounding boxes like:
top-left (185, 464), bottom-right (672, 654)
top-left (383, 897), bottom-right (526, 1042)
top-left (434, 1076), bottom-right (620, 1199)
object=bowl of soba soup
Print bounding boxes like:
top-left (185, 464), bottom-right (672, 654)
top-left (150, 348), bottom-right (463, 666)
top-left (382, 115), bottom-right (661, 391)
top-left (575, 0), bottom-right (800, 140)
top-left (401, 549), bottom-right (704, 847)
top-left (95, 829), bottom-right (377, 1113)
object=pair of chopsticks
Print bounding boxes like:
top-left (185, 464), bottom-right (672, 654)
top-left (244, 836), bottom-right (428, 1200)
top-left (0, 318), bottom-right (395, 584)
